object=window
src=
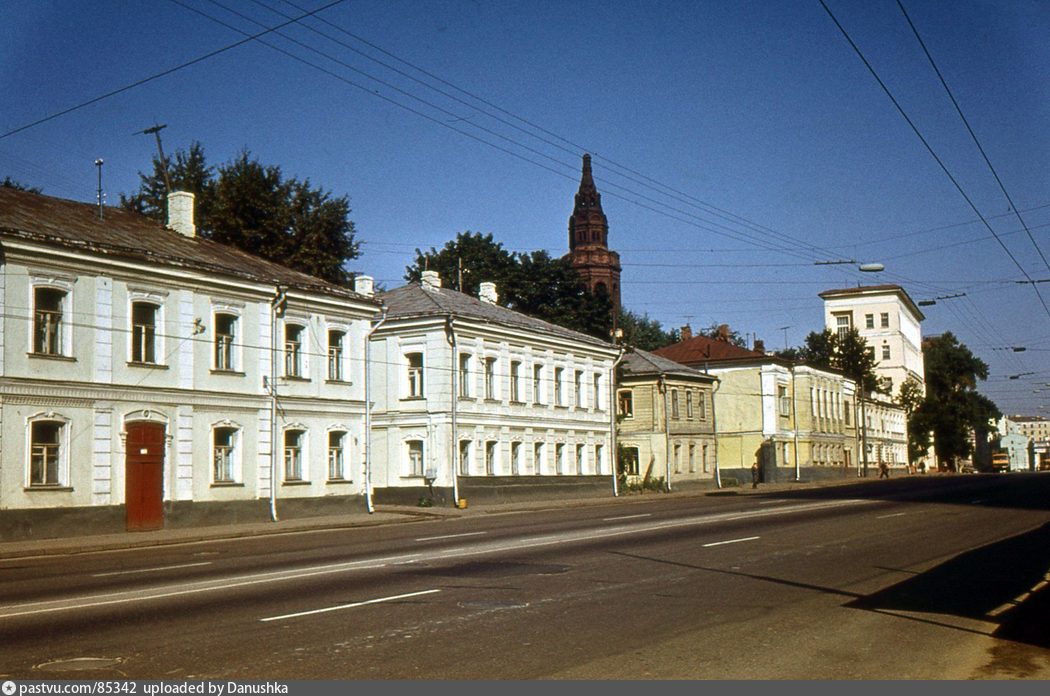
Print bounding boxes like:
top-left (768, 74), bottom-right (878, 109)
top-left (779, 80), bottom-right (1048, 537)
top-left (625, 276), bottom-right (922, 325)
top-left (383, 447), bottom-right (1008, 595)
top-left (284, 430), bottom-right (305, 481)
top-left (556, 443), bottom-right (566, 474)
top-left (686, 391), bottom-right (694, 418)
top-left (533, 442), bottom-right (545, 474)
top-left (215, 313), bottom-right (237, 371)
top-left (33, 287), bottom-right (65, 355)
top-left (834, 314), bottom-right (851, 339)
top-left (688, 444), bottom-right (696, 473)
top-left (574, 370), bottom-right (583, 408)
top-left (865, 314), bottom-right (874, 329)
top-left (328, 330), bottom-right (345, 381)
top-left (533, 364), bottom-right (544, 404)
top-left (673, 443), bottom-right (681, 473)
top-left (511, 441), bottom-right (522, 475)
top-left (29, 420), bottom-right (62, 486)
top-left (510, 361), bottom-right (522, 402)
top-left (697, 392), bottom-right (707, 420)
top-left (844, 401), bottom-right (852, 426)
top-left (881, 313), bottom-right (890, 328)
top-left (621, 447), bottom-right (640, 476)
top-left (594, 444), bottom-right (604, 474)
top-left (458, 354), bottom-right (471, 398)
top-left (618, 390), bottom-right (634, 418)
top-left (593, 373), bottom-right (602, 410)
top-left (554, 368), bottom-right (565, 406)
top-left (484, 357), bottom-right (497, 399)
top-left (285, 324), bottom-right (304, 378)
top-left (671, 389), bottom-right (680, 419)
top-left (485, 440), bottom-right (497, 475)
top-left (459, 440), bottom-right (471, 475)
top-left (131, 302), bottom-right (158, 363)
top-left (213, 427), bottom-right (237, 483)
top-left (406, 352), bottom-right (424, 398)
top-left (576, 444), bottom-right (585, 475)
top-left (406, 440), bottom-right (424, 477)
top-left (882, 344), bottom-right (891, 360)
top-left (779, 385), bottom-right (791, 417)
top-left (328, 431), bottom-right (346, 480)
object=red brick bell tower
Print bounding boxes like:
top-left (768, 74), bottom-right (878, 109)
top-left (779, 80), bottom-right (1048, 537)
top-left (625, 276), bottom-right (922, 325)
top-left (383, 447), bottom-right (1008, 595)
top-left (567, 153), bottom-right (621, 317)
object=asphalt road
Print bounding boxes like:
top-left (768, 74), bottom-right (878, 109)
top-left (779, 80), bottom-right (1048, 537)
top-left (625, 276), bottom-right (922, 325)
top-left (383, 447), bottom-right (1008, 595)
top-left (0, 474), bottom-right (1047, 679)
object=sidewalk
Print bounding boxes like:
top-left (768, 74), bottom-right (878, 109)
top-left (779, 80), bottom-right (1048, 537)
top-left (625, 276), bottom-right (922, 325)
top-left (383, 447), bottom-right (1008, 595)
top-left (0, 474), bottom-right (874, 560)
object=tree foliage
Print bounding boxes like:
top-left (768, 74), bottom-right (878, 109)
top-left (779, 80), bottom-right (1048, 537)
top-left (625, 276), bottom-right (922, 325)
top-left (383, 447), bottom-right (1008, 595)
top-left (912, 333), bottom-right (1000, 470)
top-left (618, 310), bottom-right (678, 351)
top-left (896, 375), bottom-right (930, 464)
top-left (697, 323), bottom-right (747, 348)
top-left (405, 232), bottom-right (613, 339)
top-left (2, 176), bottom-right (41, 193)
top-left (784, 329), bottom-right (883, 394)
top-left (121, 143), bottom-right (359, 285)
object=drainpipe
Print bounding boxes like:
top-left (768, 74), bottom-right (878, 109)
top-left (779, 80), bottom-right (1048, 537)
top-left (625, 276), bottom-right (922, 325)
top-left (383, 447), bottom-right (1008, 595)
top-left (792, 364), bottom-right (800, 481)
top-left (445, 316), bottom-right (460, 506)
top-left (708, 362), bottom-right (722, 489)
top-left (661, 376), bottom-right (672, 492)
top-left (268, 285), bottom-right (287, 523)
top-left (364, 306), bottom-right (388, 514)
top-left (860, 394), bottom-right (869, 477)
top-left (610, 347), bottom-right (626, 496)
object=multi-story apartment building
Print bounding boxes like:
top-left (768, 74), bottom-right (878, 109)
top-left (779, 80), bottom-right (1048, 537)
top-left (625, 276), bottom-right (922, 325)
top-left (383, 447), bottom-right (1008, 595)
top-left (368, 272), bottom-right (619, 505)
top-left (616, 349), bottom-right (717, 489)
top-left (0, 187), bottom-right (379, 538)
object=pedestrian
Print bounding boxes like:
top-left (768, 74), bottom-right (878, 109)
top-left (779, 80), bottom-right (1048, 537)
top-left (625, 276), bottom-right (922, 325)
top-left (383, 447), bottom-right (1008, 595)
top-left (879, 461), bottom-right (889, 479)
top-left (751, 461), bottom-right (760, 489)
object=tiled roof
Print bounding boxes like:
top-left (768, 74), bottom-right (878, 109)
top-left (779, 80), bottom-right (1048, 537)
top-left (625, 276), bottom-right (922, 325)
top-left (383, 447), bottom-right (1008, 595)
top-left (652, 334), bottom-right (769, 366)
top-left (378, 282), bottom-right (614, 349)
top-left (621, 348), bottom-right (715, 380)
top-left (0, 187), bottom-right (374, 302)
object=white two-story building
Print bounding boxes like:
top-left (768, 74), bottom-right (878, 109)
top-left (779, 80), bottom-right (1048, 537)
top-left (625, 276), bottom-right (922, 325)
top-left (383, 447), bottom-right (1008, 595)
top-left (0, 187), bottom-right (379, 538)
top-left (368, 272), bottom-right (620, 505)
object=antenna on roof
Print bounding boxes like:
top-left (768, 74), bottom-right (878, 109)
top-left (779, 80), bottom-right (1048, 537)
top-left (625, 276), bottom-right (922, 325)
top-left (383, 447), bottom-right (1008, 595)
top-left (137, 123), bottom-right (172, 194)
top-left (94, 158), bottom-right (104, 220)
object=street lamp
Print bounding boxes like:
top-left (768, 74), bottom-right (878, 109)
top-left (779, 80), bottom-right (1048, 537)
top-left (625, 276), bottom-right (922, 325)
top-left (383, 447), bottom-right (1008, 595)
top-left (814, 259), bottom-right (885, 272)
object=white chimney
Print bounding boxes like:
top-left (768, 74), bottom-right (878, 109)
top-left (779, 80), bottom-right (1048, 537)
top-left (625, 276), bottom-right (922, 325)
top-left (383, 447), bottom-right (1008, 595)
top-left (479, 281), bottom-right (498, 304)
top-left (421, 270), bottom-right (442, 289)
top-left (167, 191), bottom-right (196, 238)
top-left (354, 275), bottom-right (375, 297)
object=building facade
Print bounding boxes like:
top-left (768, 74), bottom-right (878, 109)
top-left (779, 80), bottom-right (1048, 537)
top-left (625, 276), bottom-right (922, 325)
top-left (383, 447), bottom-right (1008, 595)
top-left (0, 188), bottom-right (379, 537)
top-left (368, 272), bottom-right (619, 505)
top-left (565, 154), bottom-right (621, 317)
top-left (616, 349), bottom-right (717, 489)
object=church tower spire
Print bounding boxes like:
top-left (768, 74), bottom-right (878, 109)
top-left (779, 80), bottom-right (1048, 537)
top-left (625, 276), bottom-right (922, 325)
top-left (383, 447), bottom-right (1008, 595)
top-left (566, 153), bottom-right (621, 316)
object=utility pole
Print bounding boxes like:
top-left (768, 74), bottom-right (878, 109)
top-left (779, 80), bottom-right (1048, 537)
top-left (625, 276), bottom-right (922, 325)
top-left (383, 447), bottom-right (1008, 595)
top-left (138, 123), bottom-right (172, 194)
top-left (94, 159), bottom-right (104, 220)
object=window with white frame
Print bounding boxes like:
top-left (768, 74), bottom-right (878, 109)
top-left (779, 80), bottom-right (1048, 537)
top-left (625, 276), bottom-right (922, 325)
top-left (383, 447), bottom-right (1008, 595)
top-left (29, 419), bottom-right (65, 486)
top-left (834, 313), bottom-right (851, 339)
top-left (593, 373), bottom-right (602, 410)
top-left (689, 443), bottom-right (696, 472)
top-left (511, 441), bottom-right (522, 475)
top-left (881, 312), bottom-right (890, 328)
top-left (533, 364), bottom-right (544, 404)
top-left (328, 330), bottom-right (345, 381)
top-left (533, 441), bottom-right (545, 474)
top-left (284, 429), bottom-right (305, 481)
top-left (214, 313), bottom-right (237, 371)
top-left (554, 367), bottom-right (565, 406)
top-left (556, 443), bottom-right (566, 474)
top-left (575, 444), bottom-right (584, 474)
top-left (697, 391), bottom-right (707, 420)
top-left (328, 431), bottom-right (347, 480)
top-left (594, 443), bottom-right (604, 474)
top-left (844, 400), bottom-right (852, 426)
top-left (673, 442), bottom-right (682, 473)
top-left (33, 287), bottom-right (66, 356)
top-left (458, 353), bottom-right (471, 397)
top-left (882, 344), bottom-right (891, 360)
top-left (485, 440), bottom-right (497, 475)
top-left (130, 301), bottom-right (159, 364)
top-left (686, 391), bottom-right (694, 418)
top-left (621, 446), bottom-right (640, 476)
top-left (213, 427), bottom-right (238, 483)
top-left (779, 385), bottom-right (791, 416)
top-left (406, 440), bottom-right (424, 477)
top-left (865, 314), bottom-right (874, 329)
top-left (671, 389), bottom-right (680, 419)
top-left (510, 360), bottom-right (522, 402)
top-left (484, 357), bottom-right (497, 400)
top-left (406, 352), bottom-right (424, 398)
top-left (458, 440), bottom-right (472, 475)
top-left (574, 370), bottom-right (583, 408)
top-left (285, 324), bottom-right (305, 378)
top-left (618, 389), bottom-right (634, 418)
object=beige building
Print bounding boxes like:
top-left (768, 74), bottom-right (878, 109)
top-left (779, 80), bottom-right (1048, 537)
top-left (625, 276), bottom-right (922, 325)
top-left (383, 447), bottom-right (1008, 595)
top-left (616, 349), bottom-right (717, 489)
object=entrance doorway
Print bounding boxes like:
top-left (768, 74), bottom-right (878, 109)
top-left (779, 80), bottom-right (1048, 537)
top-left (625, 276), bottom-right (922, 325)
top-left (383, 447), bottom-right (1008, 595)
top-left (125, 422), bottom-right (165, 531)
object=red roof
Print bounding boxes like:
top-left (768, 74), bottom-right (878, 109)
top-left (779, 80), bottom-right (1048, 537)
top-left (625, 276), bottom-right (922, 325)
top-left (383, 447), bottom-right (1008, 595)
top-left (652, 334), bottom-right (767, 366)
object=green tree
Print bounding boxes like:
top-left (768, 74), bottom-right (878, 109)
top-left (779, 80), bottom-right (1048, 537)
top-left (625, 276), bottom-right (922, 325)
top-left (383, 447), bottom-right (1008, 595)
top-left (697, 323), bottom-right (747, 347)
top-left (896, 375), bottom-right (930, 464)
top-left (405, 232), bottom-right (613, 339)
top-left (792, 329), bottom-right (882, 394)
top-left (914, 333), bottom-right (1000, 470)
top-left (1, 176), bottom-right (42, 193)
top-left (618, 310), bottom-right (678, 351)
top-left (122, 144), bottom-right (359, 285)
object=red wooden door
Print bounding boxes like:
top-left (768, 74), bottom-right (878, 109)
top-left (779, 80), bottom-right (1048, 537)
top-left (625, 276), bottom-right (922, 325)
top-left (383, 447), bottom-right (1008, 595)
top-left (125, 422), bottom-right (165, 531)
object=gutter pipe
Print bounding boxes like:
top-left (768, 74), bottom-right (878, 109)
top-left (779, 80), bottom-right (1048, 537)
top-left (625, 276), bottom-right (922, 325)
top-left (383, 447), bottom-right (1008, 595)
top-left (364, 306), bottom-right (388, 514)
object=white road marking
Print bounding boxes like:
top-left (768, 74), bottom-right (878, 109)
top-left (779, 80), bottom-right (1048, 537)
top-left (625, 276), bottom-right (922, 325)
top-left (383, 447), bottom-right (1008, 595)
top-left (92, 561), bottom-right (212, 577)
top-left (876, 512), bottom-right (908, 519)
top-left (260, 589), bottom-right (441, 623)
top-left (758, 500), bottom-right (791, 505)
top-left (702, 536), bottom-right (760, 548)
top-left (0, 498), bottom-right (873, 620)
top-left (602, 513), bottom-right (652, 521)
top-left (415, 531), bottom-right (488, 542)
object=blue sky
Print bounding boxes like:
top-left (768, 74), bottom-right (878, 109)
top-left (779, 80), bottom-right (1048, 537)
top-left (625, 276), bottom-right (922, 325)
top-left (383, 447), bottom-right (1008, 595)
top-left (2, 0), bottom-right (1049, 415)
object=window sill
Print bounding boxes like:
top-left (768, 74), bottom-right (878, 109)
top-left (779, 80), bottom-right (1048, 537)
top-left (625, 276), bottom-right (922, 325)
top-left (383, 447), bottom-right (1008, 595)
top-left (554, 405), bottom-right (569, 410)
top-left (127, 361), bottom-right (169, 369)
top-left (211, 369), bottom-right (245, 377)
top-left (282, 480), bottom-right (311, 486)
top-left (326, 478), bottom-right (354, 485)
top-left (25, 485), bottom-right (73, 492)
top-left (458, 395), bottom-right (476, 402)
top-left (401, 396), bottom-right (426, 402)
top-left (325, 379), bottom-right (352, 386)
top-left (483, 398), bottom-right (501, 404)
top-left (27, 352), bottom-right (75, 362)
top-left (509, 400), bottom-right (526, 406)
top-left (283, 375), bottom-right (311, 383)
top-left (211, 481), bottom-right (244, 488)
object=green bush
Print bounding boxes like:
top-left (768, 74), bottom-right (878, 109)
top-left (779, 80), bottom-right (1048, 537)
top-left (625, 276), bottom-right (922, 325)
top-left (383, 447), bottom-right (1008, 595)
top-left (721, 477), bottom-right (740, 488)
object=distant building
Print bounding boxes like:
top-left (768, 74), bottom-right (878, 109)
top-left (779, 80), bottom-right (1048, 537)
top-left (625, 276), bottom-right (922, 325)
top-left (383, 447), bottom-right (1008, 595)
top-left (368, 272), bottom-right (619, 505)
top-left (616, 349), bottom-right (717, 489)
top-left (565, 154), bottom-right (621, 318)
top-left (0, 187), bottom-right (380, 538)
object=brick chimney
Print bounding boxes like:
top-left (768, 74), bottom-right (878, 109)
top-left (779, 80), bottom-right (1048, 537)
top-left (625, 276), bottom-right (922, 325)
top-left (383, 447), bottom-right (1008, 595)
top-left (421, 270), bottom-right (442, 290)
top-left (717, 324), bottom-right (730, 342)
top-left (354, 275), bottom-right (374, 297)
top-left (754, 339), bottom-right (765, 354)
top-left (167, 191), bottom-right (195, 238)
top-left (680, 324), bottom-right (692, 341)
top-left (478, 281), bottom-right (498, 304)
